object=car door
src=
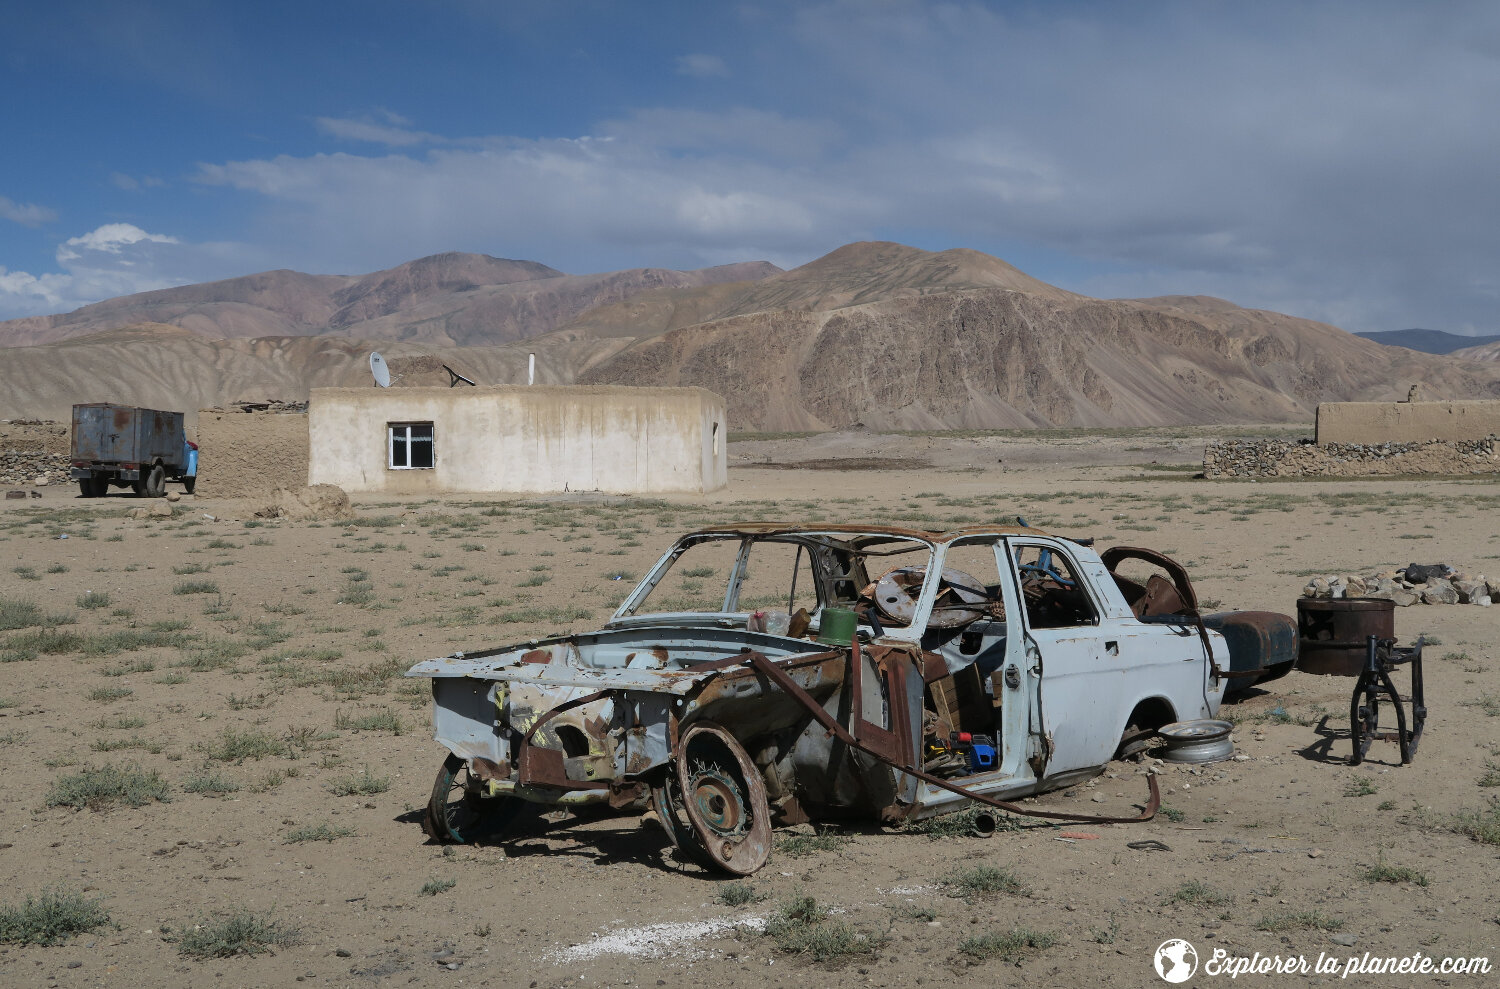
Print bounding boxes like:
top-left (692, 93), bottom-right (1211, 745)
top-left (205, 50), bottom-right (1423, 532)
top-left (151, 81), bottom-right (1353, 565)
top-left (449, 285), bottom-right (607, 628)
top-left (1006, 537), bottom-right (1121, 777)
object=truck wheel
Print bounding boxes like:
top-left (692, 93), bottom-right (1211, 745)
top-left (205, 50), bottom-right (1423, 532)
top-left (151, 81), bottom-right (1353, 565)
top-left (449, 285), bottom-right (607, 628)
top-left (182, 476), bottom-right (196, 495)
top-left (78, 478), bottom-right (96, 498)
top-left (145, 464), bottom-right (166, 498)
top-left (131, 476), bottom-right (147, 496)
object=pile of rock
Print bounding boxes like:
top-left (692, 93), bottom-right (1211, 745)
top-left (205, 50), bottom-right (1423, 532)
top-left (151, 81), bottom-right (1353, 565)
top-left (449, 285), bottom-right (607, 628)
top-left (1204, 435), bottom-right (1500, 478)
top-left (1302, 564), bottom-right (1491, 607)
top-left (0, 449), bottom-right (70, 487)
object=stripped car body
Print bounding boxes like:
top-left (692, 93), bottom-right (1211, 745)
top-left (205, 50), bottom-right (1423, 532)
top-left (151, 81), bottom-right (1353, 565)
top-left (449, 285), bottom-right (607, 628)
top-left (408, 522), bottom-right (1286, 874)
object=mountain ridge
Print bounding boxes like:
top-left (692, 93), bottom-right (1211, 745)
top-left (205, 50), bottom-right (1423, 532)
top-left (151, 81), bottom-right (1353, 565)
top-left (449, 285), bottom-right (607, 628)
top-left (4, 241), bottom-right (1499, 429)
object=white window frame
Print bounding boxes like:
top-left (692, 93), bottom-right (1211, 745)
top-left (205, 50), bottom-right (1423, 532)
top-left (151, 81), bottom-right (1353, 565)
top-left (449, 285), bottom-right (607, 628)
top-left (388, 422), bottom-right (435, 470)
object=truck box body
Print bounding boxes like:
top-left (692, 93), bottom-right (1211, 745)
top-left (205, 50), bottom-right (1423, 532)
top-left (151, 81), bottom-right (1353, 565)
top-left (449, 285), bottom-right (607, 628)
top-left (71, 404), bottom-right (185, 467)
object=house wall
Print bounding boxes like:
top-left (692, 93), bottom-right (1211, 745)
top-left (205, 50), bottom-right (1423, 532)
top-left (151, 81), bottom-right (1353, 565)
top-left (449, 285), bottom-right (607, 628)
top-left (195, 408), bottom-right (309, 498)
top-left (1315, 400), bottom-right (1500, 445)
top-left (307, 385), bottom-right (728, 494)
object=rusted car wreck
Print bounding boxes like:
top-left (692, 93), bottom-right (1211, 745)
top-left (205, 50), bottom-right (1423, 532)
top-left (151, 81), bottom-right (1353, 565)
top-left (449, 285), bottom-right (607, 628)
top-left (408, 522), bottom-right (1293, 874)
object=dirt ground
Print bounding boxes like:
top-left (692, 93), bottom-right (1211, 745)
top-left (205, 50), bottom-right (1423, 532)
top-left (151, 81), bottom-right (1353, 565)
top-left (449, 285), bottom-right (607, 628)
top-left (1, 427), bottom-right (1497, 988)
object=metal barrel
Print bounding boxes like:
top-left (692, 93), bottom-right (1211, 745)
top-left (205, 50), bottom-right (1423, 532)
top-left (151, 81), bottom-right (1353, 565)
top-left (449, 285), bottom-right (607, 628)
top-left (1295, 597), bottom-right (1395, 676)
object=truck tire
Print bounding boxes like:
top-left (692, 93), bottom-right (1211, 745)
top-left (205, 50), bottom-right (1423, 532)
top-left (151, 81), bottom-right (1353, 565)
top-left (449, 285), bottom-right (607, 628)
top-left (79, 478), bottom-right (97, 498)
top-left (182, 476), bottom-right (196, 495)
top-left (144, 464), bottom-right (165, 498)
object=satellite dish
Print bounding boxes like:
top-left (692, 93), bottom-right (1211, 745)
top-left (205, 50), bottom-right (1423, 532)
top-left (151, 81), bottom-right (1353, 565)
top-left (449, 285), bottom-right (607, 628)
top-left (370, 352), bottom-right (391, 388)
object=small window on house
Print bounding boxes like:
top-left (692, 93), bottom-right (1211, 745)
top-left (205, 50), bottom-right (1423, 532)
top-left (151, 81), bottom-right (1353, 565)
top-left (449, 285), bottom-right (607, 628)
top-left (388, 422), bottom-right (435, 470)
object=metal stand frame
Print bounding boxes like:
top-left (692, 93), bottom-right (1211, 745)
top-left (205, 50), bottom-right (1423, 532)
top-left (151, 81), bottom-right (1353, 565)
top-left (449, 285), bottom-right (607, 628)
top-left (1350, 635), bottom-right (1425, 766)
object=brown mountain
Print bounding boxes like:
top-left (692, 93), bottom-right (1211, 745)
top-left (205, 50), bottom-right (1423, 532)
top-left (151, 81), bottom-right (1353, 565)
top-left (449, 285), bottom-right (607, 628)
top-left (1452, 340), bottom-right (1500, 362)
top-left (572, 246), bottom-right (1500, 429)
top-left (4, 241), bottom-right (1499, 429)
top-left (0, 253), bottom-right (782, 348)
top-left (0, 322), bottom-right (630, 422)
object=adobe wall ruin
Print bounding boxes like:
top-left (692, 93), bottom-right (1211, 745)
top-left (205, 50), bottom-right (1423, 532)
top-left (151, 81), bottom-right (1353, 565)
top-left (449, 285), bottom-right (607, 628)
top-left (1315, 399), bottom-right (1500, 444)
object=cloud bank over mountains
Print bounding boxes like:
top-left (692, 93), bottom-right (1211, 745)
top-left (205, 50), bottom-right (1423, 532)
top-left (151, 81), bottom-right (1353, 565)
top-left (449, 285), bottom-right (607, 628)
top-left (3, 2), bottom-right (1499, 333)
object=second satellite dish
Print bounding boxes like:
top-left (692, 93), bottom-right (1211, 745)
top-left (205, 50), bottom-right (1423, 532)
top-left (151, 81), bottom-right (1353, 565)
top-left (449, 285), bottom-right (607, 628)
top-left (370, 352), bottom-right (391, 388)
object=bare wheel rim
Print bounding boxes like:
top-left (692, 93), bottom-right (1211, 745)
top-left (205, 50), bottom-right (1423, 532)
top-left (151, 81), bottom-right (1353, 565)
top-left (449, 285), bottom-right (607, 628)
top-left (673, 723), bottom-right (771, 876)
top-left (651, 775), bottom-right (719, 871)
top-left (425, 754), bottom-right (518, 844)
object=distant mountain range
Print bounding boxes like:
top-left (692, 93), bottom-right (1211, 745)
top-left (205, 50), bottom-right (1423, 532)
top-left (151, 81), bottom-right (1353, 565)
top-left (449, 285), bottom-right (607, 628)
top-left (1354, 328), bottom-right (1500, 355)
top-left (3, 243), bottom-right (1499, 428)
top-left (0, 253), bottom-right (781, 348)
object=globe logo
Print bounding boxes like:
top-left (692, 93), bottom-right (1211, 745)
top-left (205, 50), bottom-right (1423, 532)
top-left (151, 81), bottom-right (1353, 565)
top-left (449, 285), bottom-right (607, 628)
top-left (1154, 939), bottom-right (1198, 983)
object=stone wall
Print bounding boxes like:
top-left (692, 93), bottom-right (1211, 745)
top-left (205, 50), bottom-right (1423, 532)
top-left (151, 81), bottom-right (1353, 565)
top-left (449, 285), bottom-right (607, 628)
top-left (1203, 436), bottom-right (1500, 478)
top-left (0, 420), bottom-right (70, 488)
top-left (1316, 400), bottom-right (1500, 444)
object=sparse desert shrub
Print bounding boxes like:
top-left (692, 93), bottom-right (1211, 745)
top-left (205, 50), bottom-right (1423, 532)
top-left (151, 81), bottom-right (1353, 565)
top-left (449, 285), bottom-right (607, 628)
top-left (326, 766), bottom-right (390, 796)
top-left (85, 686), bottom-right (132, 703)
top-left (334, 708), bottom-right (404, 734)
top-left (182, 769), bottom-right (242, 796)
top-left (0, 598), bottom-right (45, 631)
top-left (46, 763), bottom-right (170, 810)
top-left (1256, 910), bottom-right (1343, 932)
top-left (283, 822), bottom-right (355, 843)
top-left (1360, 859), bottom-right (1428, 886)
top-left (0, 887), bottom-right (112, 945)
top-left (762, 894), bottom-right (886, 962)
top-left (958, 926), bottom-right (1058, 962)
top-left (202, 728), bottom-right (287, 763)
top-left (89, 735), bottom-right (163, 754)
top-left (1442, 798), bottom-right (1500, 845)
top-left (9, 629), bottom-right (84, 656)
top-left (716, 882), bottom-right (767, 907)
top-left (173, 909), bottom-right (301, 958)
top-left (173, 580), bottom-right (220, 595)
top-left (420, 877), bottom-right (457, 896)
top-left (943, 864), bottom-right (1030, 899)
top-left (75, 591), bottom-right (111, 610)
top-left (1164, 881), bottom-right (1233, 907)
top-left (775, 830), bottom-right (847, 858)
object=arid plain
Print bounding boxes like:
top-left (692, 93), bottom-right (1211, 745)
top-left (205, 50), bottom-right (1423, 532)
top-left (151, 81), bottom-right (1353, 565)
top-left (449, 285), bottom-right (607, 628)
top-left (1, 427), bottom-right (1498, 988)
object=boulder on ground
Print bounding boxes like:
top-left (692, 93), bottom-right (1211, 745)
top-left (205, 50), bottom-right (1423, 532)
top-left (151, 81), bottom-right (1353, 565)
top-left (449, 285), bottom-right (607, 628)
top-left (1420, 579), bottom-right (1459, 606)
top-left (125, 501), bottom-right (175, 520)
top-left (255, 484), bottom-right (354, 521)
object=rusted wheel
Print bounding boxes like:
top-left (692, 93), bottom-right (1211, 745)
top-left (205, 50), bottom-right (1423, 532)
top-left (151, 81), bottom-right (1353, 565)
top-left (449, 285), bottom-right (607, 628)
top-left (651, 773), bottom-right (720, 872)
top-left (423, 753), bottom-right (527, 844)
top-left (674, 723), bottom-right (771, 876)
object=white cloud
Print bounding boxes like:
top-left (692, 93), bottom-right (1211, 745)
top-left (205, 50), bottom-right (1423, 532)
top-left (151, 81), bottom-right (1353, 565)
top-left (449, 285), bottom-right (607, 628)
top-left (12, 3), bottom-right (1500, 332)
top-left (676, 53), bottom-right (729, 78)
top-left (177, 4), bottom-right (1500, 331)
top-left (0, 224), bottom-right (256, 319)
top-left (55, 223), bottom-right (179, 263)
top-left (315, 113), bottom-right (442, 147)
top-left (0, 195), bottom-right (57, 227)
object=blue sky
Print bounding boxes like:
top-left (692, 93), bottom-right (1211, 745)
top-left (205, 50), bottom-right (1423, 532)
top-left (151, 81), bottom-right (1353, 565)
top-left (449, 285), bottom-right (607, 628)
top-left (2, 1), bottom-right (1499, 333)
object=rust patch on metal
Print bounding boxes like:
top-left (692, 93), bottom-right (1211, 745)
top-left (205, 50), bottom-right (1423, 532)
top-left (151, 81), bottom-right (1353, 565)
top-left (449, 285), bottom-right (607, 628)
top-left (470, 757), bottom-right (508, 781)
